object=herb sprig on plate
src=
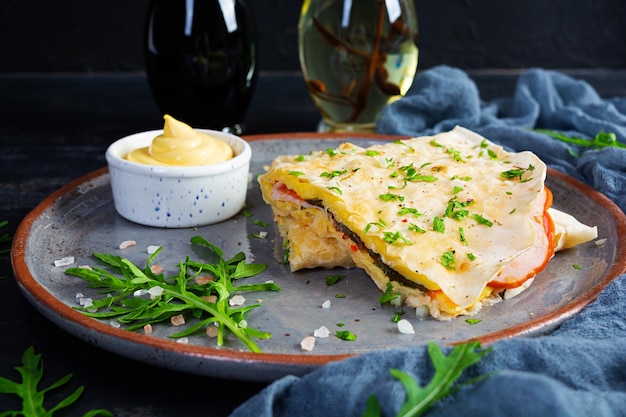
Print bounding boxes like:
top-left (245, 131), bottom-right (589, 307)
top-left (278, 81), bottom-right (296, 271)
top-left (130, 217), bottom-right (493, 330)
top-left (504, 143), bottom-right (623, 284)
top-left (65, 235), bottom-right (280, 353)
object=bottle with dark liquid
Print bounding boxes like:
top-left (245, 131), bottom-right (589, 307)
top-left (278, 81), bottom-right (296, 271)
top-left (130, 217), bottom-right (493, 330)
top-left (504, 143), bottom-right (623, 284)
top-left (144, 0), bottom-right (257, 134)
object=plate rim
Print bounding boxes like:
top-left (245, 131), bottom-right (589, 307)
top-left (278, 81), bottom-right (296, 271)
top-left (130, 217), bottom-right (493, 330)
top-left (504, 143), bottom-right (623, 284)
top-left (11, 133), bottom-right (626, 378)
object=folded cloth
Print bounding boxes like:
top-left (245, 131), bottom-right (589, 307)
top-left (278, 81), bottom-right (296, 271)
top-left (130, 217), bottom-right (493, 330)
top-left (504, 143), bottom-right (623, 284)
top-left (376, 65), bottom-right (626, 213)
top-left (229, 67), bottom-right (626, 417)
top-left (230, 277), bottom-right (626, 417)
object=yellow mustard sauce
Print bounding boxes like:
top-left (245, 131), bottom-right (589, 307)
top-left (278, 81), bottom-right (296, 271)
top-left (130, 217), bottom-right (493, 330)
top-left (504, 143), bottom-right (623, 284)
top-left (126, 114), bottom-right (234, 166)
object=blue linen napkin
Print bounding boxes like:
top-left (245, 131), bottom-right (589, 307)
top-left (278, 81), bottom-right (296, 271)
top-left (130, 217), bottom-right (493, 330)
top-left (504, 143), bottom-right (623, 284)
top-left (229, 67), bottom-right (626, 417)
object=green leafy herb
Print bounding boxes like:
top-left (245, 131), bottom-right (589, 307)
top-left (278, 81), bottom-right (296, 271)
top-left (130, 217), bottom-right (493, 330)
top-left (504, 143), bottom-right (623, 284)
top-left (471, 214), bottom-right (493, 227)
top-left (65, 236), bottom-right (280, 353)
top-left (440, 251), bottom-right (456, 270)
top-left (397, 207), bottom-right (423, 217)
top-left (573, 264), bottom-right (582, 270)
top-left (0, 346), bottom-right (112, 417)
top-left (501, 164), bottom-right (535, 181)
top-left (365, 150), bottom-right (380, 157)
top-left (252, 219), bottom-right (268, 228)
top-left (379, 282), bottom-right (401, 305)
top-left (325, 274), bottom-right (345, 286)
top-left (320, 169), bottom-right (347, 178)
top-left (363, 341), bottom-right (493, 417)
top-left (433, 217), bottom-right (445, 233)
top-left (336, 330), bottom-right (357, 341)
top-left (534, 129), bottom-right (625, 155)
top-left (380, 192), bottom-right (405, 202)
top-left (383, 231), bottom-right (413, 245)
top-left (465, 318), bottom-right (482, 325)
top-left (364, 219), bottom-right (387, 234)
top-left (288, 170), bottom-right (305, 176)
top-left (328, 186), bottom-right (343, 195)
top-left (408, 223), bottom-right (426, 234)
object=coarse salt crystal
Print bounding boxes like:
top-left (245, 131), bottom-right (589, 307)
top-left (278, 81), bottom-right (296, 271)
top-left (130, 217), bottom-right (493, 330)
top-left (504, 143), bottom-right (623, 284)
top-left (206, 325), bottom-right (218, 338)
top-left (54, 256), bottom-right (74, 267)
top-left (229, 295), bottom-right (246, 306)
top-left (150, 264), bottom-right (164, 274)
top-left (148, 286), bottom-right (164, 298)
top-left (75, 293), bottom-right (84, 298)
top-left (397, 319), bottom-right (415, 334)
top-left (147, 245), bottom-right (160, 254)
top-left (78, 297), bottom-right (93, 307)
top-left (595, 238), bottom-right (607, 246)
top-left (144, 324), bottom-right (153, 334)
top-left (109, 320), bottom-right (121, 328)
top-left (313, 325), bottom-right (330, 338)
top-left (119, 240), bottom-right (137, 250)
top-left (195, 275), bottom-right (214, 285)
top-left (176, 337), bottom-right (189, 344)
top-left (300, 336), bottom-right (316, 352)
top-left (258, 231), bottom-right (268, 238)
top-left (321, 300), bottom-right (331, 309)
top-left (171, 314), bottom-right (185, 326)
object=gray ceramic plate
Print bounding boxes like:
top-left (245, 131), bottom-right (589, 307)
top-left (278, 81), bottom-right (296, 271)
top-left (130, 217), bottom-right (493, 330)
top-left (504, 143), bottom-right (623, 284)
top-left (12, 133), bottom-right (626, 382)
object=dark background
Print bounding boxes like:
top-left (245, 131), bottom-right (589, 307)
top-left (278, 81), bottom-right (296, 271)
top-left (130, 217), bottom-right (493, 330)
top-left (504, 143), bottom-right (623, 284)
top-left (1, 0), bottom-right (625, 74)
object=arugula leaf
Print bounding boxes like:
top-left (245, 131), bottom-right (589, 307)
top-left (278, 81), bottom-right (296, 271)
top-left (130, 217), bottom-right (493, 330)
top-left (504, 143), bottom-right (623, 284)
top-left (534, 129), bottom-right (625, 156)
top-left (363, 341), bottom-right (493, 417)
top-left (0, 346), bottom-right (111, 417)
top-left (65, 235), bottom-right (280, 353)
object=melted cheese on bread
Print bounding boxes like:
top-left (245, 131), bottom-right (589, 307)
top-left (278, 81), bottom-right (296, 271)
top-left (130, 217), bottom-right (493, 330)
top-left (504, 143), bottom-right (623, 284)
top-left (258, 126), bottom-right (596, 318)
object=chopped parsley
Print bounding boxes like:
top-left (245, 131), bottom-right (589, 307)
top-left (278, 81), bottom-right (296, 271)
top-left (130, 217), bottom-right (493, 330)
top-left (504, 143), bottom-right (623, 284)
top-left (440, 251), bottom-right (456, 269)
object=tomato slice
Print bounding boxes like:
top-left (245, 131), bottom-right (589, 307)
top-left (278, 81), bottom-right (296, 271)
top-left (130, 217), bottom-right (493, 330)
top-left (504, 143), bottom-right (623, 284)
top-left (489, 187), bottom-right (556, 289)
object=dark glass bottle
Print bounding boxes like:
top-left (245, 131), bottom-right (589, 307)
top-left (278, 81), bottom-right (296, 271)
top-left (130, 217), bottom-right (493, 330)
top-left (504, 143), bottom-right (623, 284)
top-left (144, 0), bottom-right (257, 133)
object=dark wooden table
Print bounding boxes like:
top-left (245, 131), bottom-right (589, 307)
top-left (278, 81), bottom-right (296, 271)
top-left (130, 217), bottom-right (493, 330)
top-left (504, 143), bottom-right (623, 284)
top-left (1, 69), bottom-right (624, 415)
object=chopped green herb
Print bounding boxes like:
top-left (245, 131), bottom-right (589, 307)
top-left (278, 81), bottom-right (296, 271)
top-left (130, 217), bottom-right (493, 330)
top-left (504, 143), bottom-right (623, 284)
top-left (383, 231), bottom-right (413, 245)
top-left (397, 207), bottom-right (423, 217)
top-left (392, 310), bottom-right (405, 323)
top-left (295, 155), bottom-right (306, 161)
top-left (472, 214), bottom-right (494, 227)
top-left (380, 192), bottom-right (405, 202)
top-left (501, 164), bottom-right (535, 181)
top-left (241, 210), bottom-right (253, 218)
top-left (325, 274), bottom-right (345, 286)
top-left (394, 140), bottom-right (415, 153)
top-left (409, 223), bottom-right (426, 233)
top-left (288, 170), bottom-right (305, 176)
top-left (320, 169), bottom-right (347, 178)
top-left (379, 282), bottom-right (401, 305)
top-left (452, 186), bottom-right (464, 194)
top-left (573, 264), bottom-right (582, 270)
top-left (325, 148), bottom-right (338, 156)
top-left (433, 216), bottom-right (445, 233)
top-left (459, 227), bottom-right (467, 245)
top-left (365, 150), bottom-right (380, 157)
top-left (336, 330), bottom-right (357, 341)
top-left (252, 219), bottom-right (268, 227)
top-left (364, 219), bottom-right (387, 234)
top-left (467, 253), bottom-right (476, 261)
top-left (465, 318), bottom-right (482, 325)
top-left (328, 186), bottom-right (343, 195)
top-left (440, 251), bottom-right (456, 269)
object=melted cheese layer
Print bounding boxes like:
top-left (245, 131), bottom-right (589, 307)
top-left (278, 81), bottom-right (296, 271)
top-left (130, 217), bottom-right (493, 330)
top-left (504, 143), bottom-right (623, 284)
top-left (259, 126), bottom-right (547, 308)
